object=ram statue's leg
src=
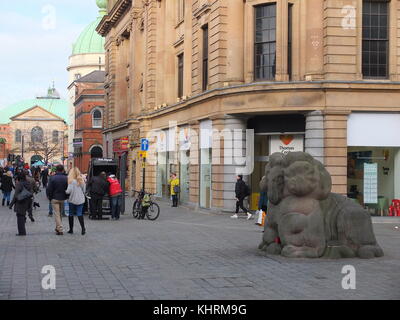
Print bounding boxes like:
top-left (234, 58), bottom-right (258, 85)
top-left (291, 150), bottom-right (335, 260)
top-left (279, 211), bottom-right (326, 258)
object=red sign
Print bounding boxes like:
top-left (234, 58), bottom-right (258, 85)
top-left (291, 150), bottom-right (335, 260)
top-left (113, 137), bottom-right (129, 153)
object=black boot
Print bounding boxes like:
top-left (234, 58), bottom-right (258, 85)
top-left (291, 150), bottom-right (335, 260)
top-left (68, 216), bottom-right (74, 234)
top-left (78, 216), bottom-right (86, 235)
top-left (2, 199), bottom-right (4, 206)
top-left (7, 200), bottom-right (10, 206)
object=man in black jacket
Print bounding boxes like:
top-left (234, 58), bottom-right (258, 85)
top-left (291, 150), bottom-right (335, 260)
top-left (231, 175), bottom-right (253, 220)
top-left (87, 171), bottom-right (109, 220)
top-left (46, 165), bottom-right (68, 235)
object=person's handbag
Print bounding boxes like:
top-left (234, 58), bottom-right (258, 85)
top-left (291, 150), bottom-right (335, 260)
top-left (173, 185), bottom-right (181, 194)
top-left (16, 185), bottom-right (33, 202)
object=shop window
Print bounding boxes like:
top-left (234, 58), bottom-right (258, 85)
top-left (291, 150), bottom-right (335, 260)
top-left (254, 3), bottom-right (276, 81)
top-left (92, 109), bottom-right (103, 128)
top-left (362, 0), bottom-right (389, 78)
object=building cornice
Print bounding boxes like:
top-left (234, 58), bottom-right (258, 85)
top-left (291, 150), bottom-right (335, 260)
top-left (97, 0), bottom-right (132, 36)
top-left (137, 80), bottom-right (400, 120)
top-left (74, 94), bottom-right (105, 106)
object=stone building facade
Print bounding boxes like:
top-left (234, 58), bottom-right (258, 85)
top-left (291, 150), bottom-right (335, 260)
top-left (98, 0), bottom-right (400, 213)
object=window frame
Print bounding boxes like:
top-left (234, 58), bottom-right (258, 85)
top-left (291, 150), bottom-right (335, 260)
top-left (202, 24), bottom-right (209, 91)
top-left (177, 53), bottom-right (184, 98)
top-left (362, 0), bottom-right (390, 79)
top-left (254, 3), bottom-right (277, 81)
top-left (52, 130), bottom-right (59, 144)
top-left (92, 108), bottom-right (103, 129)
top-left (31, 126), bottom-right (44, 144)
top-left (15, 129), bottom-right (22, 143)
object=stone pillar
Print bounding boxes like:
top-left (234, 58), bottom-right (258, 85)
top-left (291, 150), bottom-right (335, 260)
top-left (305, 111), bottom-right (324, 164)
top-left (225, 0), bottom-right (244, 85)
top-left (324, 111), bottom-right (349, 195)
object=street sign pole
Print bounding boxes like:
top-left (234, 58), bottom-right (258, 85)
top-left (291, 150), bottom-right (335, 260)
top-left (142, 157), bottom-right (146, 192)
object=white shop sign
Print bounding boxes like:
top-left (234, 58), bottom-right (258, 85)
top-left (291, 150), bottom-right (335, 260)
top-left (364, 163), bottom-right (378, 204)
top-left (269, 134), bottom-right (304, 155)
top-left (348, 113), bottom-right (400, 147)
top-left (156, 130), bottom-right (167, 152)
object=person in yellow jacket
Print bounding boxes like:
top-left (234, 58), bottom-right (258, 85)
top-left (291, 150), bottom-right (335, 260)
top-left (169, 173), bottom-right (180, 207)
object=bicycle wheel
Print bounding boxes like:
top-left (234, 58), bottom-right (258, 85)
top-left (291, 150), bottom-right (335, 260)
top-left (146, 202), bottom-right (160, 221)
top-left (132, 200), bottom-right (141, 218)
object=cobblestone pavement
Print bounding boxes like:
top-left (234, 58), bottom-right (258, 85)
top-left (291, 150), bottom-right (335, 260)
top-left (0, 190), bottom-right (399, 300)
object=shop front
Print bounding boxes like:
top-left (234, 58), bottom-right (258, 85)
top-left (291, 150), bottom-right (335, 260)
top-left (347, 113), bottom-right (400, 216)
top-left (199, 120), bottom-right (212, 209)
top-left (113, 136), bottom-right (129, 190)
top-left (247, 114), bottom-right (305, 210)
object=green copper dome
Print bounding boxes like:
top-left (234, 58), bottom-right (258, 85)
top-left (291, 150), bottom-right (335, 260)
top-left (71, 1), bottom-right (106, 55)
top-left (0, 98), bottom-right (68, 124)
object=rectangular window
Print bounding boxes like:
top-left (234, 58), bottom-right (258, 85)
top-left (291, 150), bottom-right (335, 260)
top-left (362, 0), bottom-right (389, 78)
top-left (288, 3), bottom-right (293, 80)
top-left (202, 24), bottom-right (209, 91)
top-left (178, 53), bottom-right (184, 98)
top-left (254, 3), bottom-right (277, 81)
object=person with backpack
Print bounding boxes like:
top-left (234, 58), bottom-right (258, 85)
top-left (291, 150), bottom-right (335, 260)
top-left (107, 174), bottom-right (123, 220)
top-left (9, 172), bottom-right (33, 236)
top-left (168, 173), bottom-right (180, 207)
top-left (1, 171), bottom-right (15, 206)
top-left (231, 175), bottom-right (253, 220)
top-left (66, 167), bottom-right (86, 235)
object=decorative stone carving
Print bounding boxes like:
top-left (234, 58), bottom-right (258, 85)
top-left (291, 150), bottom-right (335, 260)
top-left (258, 152), bottom-right (384, 259)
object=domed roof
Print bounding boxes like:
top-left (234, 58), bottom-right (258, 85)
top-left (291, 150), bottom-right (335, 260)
top-left (71, 1), bottom-right (106, 56)
top-left (0, 97), bottom-right (68, 124)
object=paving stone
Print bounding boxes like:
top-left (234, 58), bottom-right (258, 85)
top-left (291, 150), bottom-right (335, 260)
top-left (0, 190), bottom-right (399, 300)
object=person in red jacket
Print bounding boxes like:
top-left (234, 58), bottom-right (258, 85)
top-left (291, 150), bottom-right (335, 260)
top-left (107, 174), bottom-right (123, 220)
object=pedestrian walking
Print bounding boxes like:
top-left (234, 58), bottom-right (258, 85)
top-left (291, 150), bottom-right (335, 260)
top-left (87, 171), bottom-right (109, 220)
top-left (41, 166), bottom-right (49, 188)
top-left (25, 170), bottom-right (39, 222)
top-left (9, 172), bottom-right (33, 236)
top-left (231, 175), bottom-right (253, 220)
top-left (107, 174), bottom-right (123, 220)
top-left (169, 173), bottom-right (180, 207)
top-left (46, 165), bottom-right (68, 235)
top-left (1, 171), bottom-right (15, 206)
top-left (66, 167), bottom-right (86, 235)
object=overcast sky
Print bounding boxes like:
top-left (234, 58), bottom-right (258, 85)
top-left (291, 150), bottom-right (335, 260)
top-left (0, 0), bottom-right (101, 109)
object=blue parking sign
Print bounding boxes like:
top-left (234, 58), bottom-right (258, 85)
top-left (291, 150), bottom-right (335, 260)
top-left (141, 138), bottom-right (149, 151)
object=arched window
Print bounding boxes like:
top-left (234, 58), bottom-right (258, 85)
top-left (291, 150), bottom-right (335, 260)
top-left (90, 146), bottom-right (103, 159)
top-left (52, 130), bottom-right (59, 143)
top-left (92, 109), bottom-right (103, 128)
top-left (31, 127), bottom-right (44, 143)
top-left (15, 130), bottom-right (22, 143)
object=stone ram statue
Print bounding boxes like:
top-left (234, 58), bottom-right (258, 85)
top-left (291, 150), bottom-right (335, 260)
top-left (258, 152), bottom-right (384, 259)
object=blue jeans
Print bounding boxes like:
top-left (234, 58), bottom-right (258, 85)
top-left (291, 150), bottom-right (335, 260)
top-left (3, 191), bottom-right (11, 202)
top-left (111, 196), bottom-right (121, 219)
top-left (68, 203), bottom-right (84, 217)
top-left (49, 202), bottom-right (53, 215)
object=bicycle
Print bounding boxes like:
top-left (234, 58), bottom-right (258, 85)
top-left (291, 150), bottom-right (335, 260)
top-left (132, 190), bottom-right (160, 221)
